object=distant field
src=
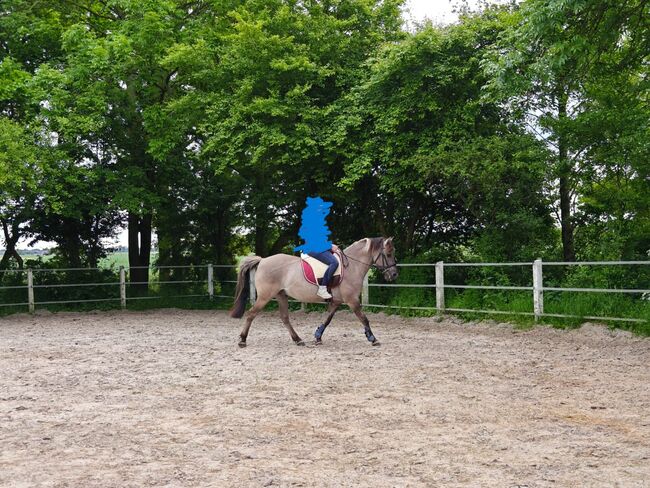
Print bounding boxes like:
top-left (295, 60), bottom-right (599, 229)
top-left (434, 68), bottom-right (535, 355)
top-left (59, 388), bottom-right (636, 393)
top-left (18, 251), bottom-right (155, 269)
top-left (99, 252), bottom-right (130, 269)
top-left (18, 253), bottom-right (53, 263)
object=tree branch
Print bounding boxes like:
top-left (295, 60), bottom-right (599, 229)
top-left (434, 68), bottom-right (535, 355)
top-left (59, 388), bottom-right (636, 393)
top-left (63, 0), bottom-right (117, 22)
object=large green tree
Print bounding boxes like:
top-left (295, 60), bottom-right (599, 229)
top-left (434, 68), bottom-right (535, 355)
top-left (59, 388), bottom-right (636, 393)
top-left (0, 0), bottom-right (67, 269)
top-left (1, 0), bottom-right (646, 275)
top-left (197, 0), bottom-right (404, 255)
top-left (0, 117), bottom-right (38, 269)
top-left (334, 9), bottom-right (555, 259)
top-left (483, 0), bottom-right (649, 260)
top-left (32, 0), bottom-right (227, 285)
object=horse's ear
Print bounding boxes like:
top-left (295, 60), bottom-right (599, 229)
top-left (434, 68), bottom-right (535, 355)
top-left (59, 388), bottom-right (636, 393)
top-left (384, 236), bottom-right (394, 252)
top-left (363, 238), bottom-right (372, 254)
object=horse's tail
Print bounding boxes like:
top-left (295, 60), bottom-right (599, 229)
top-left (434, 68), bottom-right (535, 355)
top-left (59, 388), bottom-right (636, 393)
top-left (230, 256), bottom-right (262, 319)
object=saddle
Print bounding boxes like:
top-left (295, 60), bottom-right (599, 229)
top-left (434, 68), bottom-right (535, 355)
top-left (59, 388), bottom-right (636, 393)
top-left (300, 251), bottom-right (344, 291)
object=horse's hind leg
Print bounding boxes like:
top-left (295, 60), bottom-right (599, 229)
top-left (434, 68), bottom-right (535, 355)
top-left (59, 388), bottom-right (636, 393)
top-left (277, 291), bottom-right (304, 346)
top-left (238, 294), bottom-right (272, 348)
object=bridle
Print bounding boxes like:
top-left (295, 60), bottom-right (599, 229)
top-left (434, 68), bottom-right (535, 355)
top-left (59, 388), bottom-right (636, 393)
top-left (340, 247), bottom-right (398, 273)
top-left (373, 249), bottom-right (398, 273)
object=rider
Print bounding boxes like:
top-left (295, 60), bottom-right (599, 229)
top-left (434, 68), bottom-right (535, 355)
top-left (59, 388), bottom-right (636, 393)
top-left (294, 196), bottom-right (340, 300)
top-left (308, 243), bottom-right (340, 300)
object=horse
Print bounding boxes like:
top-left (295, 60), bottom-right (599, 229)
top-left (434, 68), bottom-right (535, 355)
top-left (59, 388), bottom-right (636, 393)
top-left (229, 237), bottom-right (398, 347)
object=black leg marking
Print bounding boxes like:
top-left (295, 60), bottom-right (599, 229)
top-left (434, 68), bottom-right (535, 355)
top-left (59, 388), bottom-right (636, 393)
top-left (314, 302), bottom-right (340, 344)
top-left (364, 325), bottom-right (376, 343)
top-left (351, 301), bottom-right (380, 346)
top-left (315, 324), bottom-right (327, 340)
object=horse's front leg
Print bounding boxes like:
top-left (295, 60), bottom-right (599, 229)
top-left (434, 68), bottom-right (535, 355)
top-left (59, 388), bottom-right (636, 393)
top-left (349, 300), bottom-right (380, 346)
top-left (314, 301), bottom-right (340, 345)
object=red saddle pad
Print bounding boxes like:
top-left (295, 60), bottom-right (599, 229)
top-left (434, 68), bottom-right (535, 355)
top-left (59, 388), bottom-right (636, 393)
top-left (300, 251), bottom-right (343, 287)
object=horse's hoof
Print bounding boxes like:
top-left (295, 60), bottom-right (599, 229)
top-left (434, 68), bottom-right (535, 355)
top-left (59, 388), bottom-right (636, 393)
top-left (238, 341), bottom-right (247, 348)
top-left (371, 340), bottom-right (381, 347)
top-left (295, 340), bottom-right (306, 346)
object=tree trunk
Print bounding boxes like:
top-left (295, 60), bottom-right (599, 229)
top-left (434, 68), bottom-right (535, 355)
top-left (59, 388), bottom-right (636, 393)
top-left (254, 209), bottom-right (268, 256)
top-left (211, 207), bottom-right (235, 283)
top-left (156, 217), bottom-right (175, 283)
top-left (253, 173), bottom-right (269, 256)
top-left (404, 198), bottom-right (421, 254)
top-left (87, 216), bottom-right (102, 268)
top-left (0, 219), bottom-right (24, 270)
top-left (124, 77), bottom-right (155, 291)
top-left (359, 176), bottom-right (374, 236)
top-left (61, 218), bottom-right (82, 268)
top-left (559, 175), bottom-right (575, 261)
top-left (215, 209), bottom-right (226, 264)
top-left (128, 212), bottom-right (152, 295)
top-left (557, 87), bottom-right (575, 262)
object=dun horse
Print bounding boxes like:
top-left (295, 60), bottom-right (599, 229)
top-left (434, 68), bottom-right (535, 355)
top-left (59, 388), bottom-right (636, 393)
top-left (230, 237), bottom-right (398, 347)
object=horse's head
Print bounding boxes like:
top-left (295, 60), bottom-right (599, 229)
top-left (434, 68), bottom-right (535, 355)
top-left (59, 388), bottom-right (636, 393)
top-left (380, 237), bottom-right (399, 281)
top-left (362, 236), bottom-right (398, 282)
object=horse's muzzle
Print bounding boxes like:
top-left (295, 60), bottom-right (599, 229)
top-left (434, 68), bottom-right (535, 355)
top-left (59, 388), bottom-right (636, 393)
top-left (385, 270), bottom-right (399, 281)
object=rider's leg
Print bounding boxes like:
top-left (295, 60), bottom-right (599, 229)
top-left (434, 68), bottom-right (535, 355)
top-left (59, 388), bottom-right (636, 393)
top-left (307, 250), bottom-right (337, 299)
top-left (318, 251), bottom-right (338, 288)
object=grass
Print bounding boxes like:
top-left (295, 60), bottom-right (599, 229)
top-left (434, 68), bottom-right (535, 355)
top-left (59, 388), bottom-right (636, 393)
top-left (362, 263), bottom-right (650, 335)
top-left (364, 286), bottom-right (650, 335)
top-left (99, 251), bottom-right (131, 269)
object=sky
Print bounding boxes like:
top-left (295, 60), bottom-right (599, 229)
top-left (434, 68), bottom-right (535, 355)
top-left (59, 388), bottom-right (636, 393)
top-left (15, 1), bottom-right (481, 251)
top-left (402, 0), bottom-right (470, 26)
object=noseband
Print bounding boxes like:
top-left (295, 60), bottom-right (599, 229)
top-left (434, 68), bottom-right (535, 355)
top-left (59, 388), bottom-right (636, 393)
top-left (372, 250), bottom-right (398, 273)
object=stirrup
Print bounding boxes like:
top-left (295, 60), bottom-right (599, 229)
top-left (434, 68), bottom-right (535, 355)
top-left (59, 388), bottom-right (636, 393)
top-left (317, 286), bottom-right (332, 299)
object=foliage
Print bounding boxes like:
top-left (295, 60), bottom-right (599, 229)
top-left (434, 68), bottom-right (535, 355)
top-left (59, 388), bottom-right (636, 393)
top-left (483, 0), bottom-right (650, 261)
top-left (334, 11), bottom-right (555, 258)
top-left (0, 0), bottom-right (647, 326)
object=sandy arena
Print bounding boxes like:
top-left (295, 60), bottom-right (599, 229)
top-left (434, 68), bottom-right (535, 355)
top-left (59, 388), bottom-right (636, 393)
top-left (1, 308), bottom-right (649, 487)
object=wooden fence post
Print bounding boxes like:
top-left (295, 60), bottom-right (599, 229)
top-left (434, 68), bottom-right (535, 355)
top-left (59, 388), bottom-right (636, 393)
top-left (533, 258), bottom-right (544, 321)
top-left (119, 266), bottom-right (126, 310)
top-left (362, 273), bottom-right (369, 306)
top-left (207, 264), bottom-right (214, 300)
top-left (27, 268), bottom-right (34, 314)
top-left (249, 268), bottom-right (256, 305)
top-left (435, 261), bottom-right (445, 314)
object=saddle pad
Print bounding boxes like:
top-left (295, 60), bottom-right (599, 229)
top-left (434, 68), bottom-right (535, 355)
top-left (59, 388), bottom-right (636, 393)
top-left (300, 251), bottom-right (343, 287)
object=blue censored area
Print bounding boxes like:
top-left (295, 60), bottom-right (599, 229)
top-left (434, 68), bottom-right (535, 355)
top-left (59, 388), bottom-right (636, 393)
top-left (294, 196), bottom-right (333, 253)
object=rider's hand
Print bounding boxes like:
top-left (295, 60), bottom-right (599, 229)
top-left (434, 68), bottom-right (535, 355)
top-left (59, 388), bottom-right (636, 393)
top-left (331, 244), bottom-right (339, 251)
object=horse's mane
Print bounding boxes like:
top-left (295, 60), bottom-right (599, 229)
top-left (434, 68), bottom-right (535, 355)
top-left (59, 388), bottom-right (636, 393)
top-left (346, 237), bottom-right (384, 254)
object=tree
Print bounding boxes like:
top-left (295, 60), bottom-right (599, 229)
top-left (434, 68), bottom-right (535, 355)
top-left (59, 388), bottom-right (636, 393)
top-left (334, 9), bottom-right (554, 259)
top-left (28, 163), bottom-right (121, 267)
top-left (198, 0), bottom-right (405, 255)
top-left (33, 0), bottom-right (226, 288)
top-left (483, 0), bottom-right (649, 260)
top-left (0, 117), bottom-right (39, 269)
top-left (0, 0), bottom-right (68, 269)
